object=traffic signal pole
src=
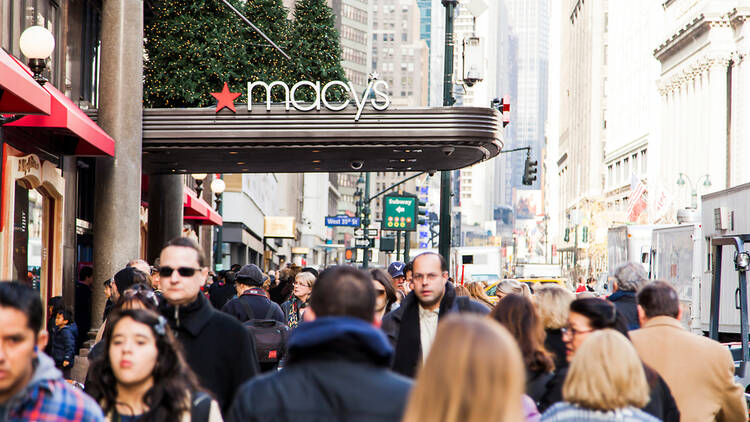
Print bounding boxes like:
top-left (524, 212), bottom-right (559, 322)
top-left (362, 172), bottom-right (371, 268)
top-left (438, 0), bottom-right (458, 263)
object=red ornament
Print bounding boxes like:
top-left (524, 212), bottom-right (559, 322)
top-left (211, 82), bottom-right (241, 113)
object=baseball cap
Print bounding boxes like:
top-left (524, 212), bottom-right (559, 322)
top-left (387, 262), bottom-right (406, 278)
top-left (235, 264), bottom-right (268, 286)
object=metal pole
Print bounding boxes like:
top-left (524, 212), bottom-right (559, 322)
top-left (396, 231), bottom-right (402, 261)
top-left (404, 231), bottom-right (411, 263)
top-left (362, 172), bottom-right (371, 268)
top-left (438, 0), bottom-right (457, 263)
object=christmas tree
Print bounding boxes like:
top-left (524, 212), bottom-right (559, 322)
top-left (144, 0), bottom-right (252, 107)
top-left (243, 0), bottom-right (296, 103)
top-left (290, 0), bottom-right (348, 102)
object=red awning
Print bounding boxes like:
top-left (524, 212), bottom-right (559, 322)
top-left (0, 50), bottom-right (51, 115)
top-left (5, 59), bottom-right (114, 156)
top-left (183, 189), bottom-right (222, 226)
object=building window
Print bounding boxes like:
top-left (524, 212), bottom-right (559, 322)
top-left (641, 150), bottom-right (647, 171)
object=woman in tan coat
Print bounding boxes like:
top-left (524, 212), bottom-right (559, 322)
top-left (86, 309), bottom-right (222, 422)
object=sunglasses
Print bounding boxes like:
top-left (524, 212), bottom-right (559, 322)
top-left (158, 266), bottom-right (202, 278)
top-left (375, 289), bottom-right (386, 297)
top-left (123, 288), bottom-right (159, 307)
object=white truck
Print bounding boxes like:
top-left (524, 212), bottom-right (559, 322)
top-left (699, 182), bottom-right (750, 335)
top-left (607, 225), bottom-right (667, 280)
top-left (514, 263), bottom-right (561, 278)
top-left (649, 217), bottom-right (702, 332)
top-left (450, 246), bottom-right (503, 283)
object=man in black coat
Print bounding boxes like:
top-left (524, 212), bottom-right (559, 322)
top-left (221, 264), bottom-right (285, 323)
top-left (158, 237), bottom-right (259, 415)
top-left (227, 265), bottom-right (412, 422)
top-left (74, 266), bottom-right (93, 351)
top-left (381, 252), bottom-right (489, 378)
top-left (608, 262), bottom-right (648, 330)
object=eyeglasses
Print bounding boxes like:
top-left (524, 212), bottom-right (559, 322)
top-left (561, 326), bottom-right (594, 338)
top-left (293, 282), bottom-right (312, 288)
top-left (375, 289), bottom-right (386, 297)
top-left (158, 266), bottom-right (202, 278)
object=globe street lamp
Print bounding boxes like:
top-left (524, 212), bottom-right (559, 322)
top-left (191, 173), bottom-right (207, 196)
top-left (676, 173), bottom-right (711, 209)
top-left (19, 26), bottom-right (55, 85)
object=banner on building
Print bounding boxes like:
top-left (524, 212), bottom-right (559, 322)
top-left (264, 216), bottom-right (296, 238)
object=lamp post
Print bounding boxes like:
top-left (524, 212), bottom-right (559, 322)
top-left (19, 26), bottom-right (55, 85)
top-left (676, 173), bottom-right (711, 209)
top-left (439, 0), bottom-right (458, 263)
top-left (362, 173), bottom-right (372, 268)
top-left (192, 173), bottom-right (207, 197)
top-left (211, 176), bottom-right (226, 270)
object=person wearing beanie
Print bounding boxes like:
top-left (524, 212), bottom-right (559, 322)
top-left (221, 264), bottom-right (285, 324)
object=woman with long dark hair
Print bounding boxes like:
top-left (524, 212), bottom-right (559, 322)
top-left (370, 269), bottom-right (397, 319)
top-left (87, 309), bottom-right (222, 421)
top-left (491, 293), bottom-right (556, 409)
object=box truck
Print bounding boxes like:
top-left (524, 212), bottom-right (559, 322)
top-left (700, 182), bottom-right (750, 335)
top-left (649, 214), bottom-right (702, 332)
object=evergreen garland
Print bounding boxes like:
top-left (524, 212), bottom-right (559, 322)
top-left (290, 0), bottom-right (348, 102)
top-left (143, 0), bottom-right (349, 108)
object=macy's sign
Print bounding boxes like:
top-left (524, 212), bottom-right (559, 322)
top-left (248, 78), bottom-right (390, 121)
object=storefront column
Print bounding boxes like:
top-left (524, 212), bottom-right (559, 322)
top-left (61, 156), bottom-right (78, 311)
top-left (147, 175), bottom-right (184, 264)
top-left (92, 0), bottom-right (143, 327)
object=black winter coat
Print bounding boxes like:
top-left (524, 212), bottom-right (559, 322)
top-left (381, 282), bottom-right (490, 377)
top-left (208, 282), bottom-right (236, 310)
top-left (227, 316), bottom-right (412, 422)
top-left (50, 324), bottom-right (77, 366)
top-left (160, 293), bottom-right (259, 414)
top-left (545, 328), bottom-right (567, 370)
top-left (221, 289), bottom-right (286, 324)
top-left (608, 290), bottom-right (640, 330)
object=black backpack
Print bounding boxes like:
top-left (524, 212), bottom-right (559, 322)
top-left (239, 299), bottom-right (290, 365)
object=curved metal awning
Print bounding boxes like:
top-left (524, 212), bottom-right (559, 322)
top-left (94, 105), bottom-right (504, 173)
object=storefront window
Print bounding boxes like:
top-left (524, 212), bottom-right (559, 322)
top-left (12, 183), bottom-right (43, 292)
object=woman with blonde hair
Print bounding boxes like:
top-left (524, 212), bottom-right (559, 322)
top-left (495, 279), bottom-right (532, 300)
top-left (466, 282), bottom-right (495, 308)
top-left (281, 271), bottom-right (316, 328)
top-left (541, 329), bottom-right (659, 421)
top-left (402, 314), bottom-right (538, 422)
top-left (533, 285), bottom-right (574, 369)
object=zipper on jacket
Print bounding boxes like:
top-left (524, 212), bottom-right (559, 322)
top-left (174, 305), bottom-right (180, 329)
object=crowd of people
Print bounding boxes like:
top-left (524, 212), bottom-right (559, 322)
top-left (0, 238), bottom-right (747, 421)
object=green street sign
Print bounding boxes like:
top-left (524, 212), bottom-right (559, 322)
top-left (383, 194), bottom-right (418, 232)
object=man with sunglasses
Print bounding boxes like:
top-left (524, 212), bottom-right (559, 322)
top-left (158, 237), bottom-right (259, 415)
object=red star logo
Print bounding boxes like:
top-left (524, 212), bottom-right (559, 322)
top-left (211, 82), bottom-right (241, 113)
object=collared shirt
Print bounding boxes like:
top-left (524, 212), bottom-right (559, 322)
top-left (418, 304), bottom-right (440, 364)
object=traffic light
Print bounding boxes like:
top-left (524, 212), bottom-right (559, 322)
top-left (345, 248), bottom-right (355, 262)
top-left (564, 228), bottom-right (570, 242)
top-left (418, 199), bottom-right (428, 225)
top-left (522, 153), bottom-right (538, 186)
top-left (582, 226), bottom-right (589, 243)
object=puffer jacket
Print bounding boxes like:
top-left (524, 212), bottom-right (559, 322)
top-left (50, 323), bottom-right (77, 366)
top-left (227, 316), bottom-right (413, 422)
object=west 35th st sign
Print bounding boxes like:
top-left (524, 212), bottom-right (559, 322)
top-left (212, 78), bottom-right (391, 121)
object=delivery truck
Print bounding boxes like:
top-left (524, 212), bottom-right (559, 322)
top-left (607, 225), bottom-right (669, 293)
top-left (699, 182), bottom-right (750, 335)
top-left (649, 216), bottom-right (702, 332)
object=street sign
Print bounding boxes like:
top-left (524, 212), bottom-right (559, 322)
top-left (353, 228), bottom-right (379, 238)
top-left (383, 194), bottom-right (418, 231)
top-left (325, 215), bottom-right (361, 227)
top-left (354, 238), bottom-right (375, 248)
